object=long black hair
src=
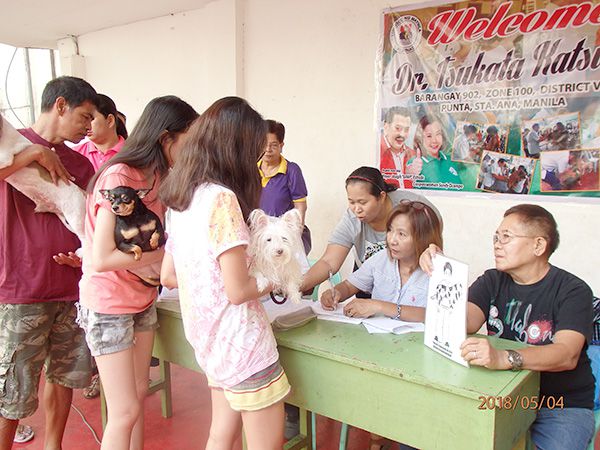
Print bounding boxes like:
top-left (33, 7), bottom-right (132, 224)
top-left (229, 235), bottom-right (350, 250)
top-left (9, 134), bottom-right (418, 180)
top-left (160, 96), bottom-right (266, 219)
top-left (88, 95), bottom-right (198, 192)
top-left (95, 93), bottom-right (128, 139)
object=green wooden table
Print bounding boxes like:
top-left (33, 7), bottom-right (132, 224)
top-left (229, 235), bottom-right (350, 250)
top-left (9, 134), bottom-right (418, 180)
top-left (150, 301), bottom-right (539, 450)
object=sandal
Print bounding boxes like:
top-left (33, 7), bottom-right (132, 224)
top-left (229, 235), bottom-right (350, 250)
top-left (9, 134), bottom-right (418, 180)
top-left (83, 374), bottom-right (101, 399)
top-left (13, 424), bottom-right (34, 443)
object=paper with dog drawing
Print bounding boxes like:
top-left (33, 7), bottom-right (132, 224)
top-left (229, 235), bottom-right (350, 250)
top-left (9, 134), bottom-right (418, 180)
top-left (424, 255), bottom-right (469, 367)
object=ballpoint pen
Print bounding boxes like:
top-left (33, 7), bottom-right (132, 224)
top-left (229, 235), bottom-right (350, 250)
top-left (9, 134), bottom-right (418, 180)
top-left (328, 270), bottom-right (341, 310)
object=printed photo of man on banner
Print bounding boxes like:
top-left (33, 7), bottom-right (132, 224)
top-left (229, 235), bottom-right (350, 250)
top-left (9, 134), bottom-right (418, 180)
top-left (376, 0), bottom-right (600, 199)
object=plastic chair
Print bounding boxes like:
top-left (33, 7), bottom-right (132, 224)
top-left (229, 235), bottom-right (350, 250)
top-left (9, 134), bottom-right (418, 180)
top-left (307, 259), bottom-right (346, 450)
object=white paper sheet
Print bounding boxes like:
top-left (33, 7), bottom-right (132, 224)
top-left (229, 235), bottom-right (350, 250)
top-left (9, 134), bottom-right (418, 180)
top-left (310, 299), bottom-right (363, 325)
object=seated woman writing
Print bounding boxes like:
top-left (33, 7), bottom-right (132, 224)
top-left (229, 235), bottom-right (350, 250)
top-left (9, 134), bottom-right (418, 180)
top-left (320, 200), bottom-right (443, 321)
top-left (301, 166), bottom-right (441, 298)
top-left (320, 199), bottom-right (443, 450)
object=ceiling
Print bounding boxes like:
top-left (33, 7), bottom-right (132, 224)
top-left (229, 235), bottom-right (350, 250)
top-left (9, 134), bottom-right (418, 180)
top-left (0, 0), bottom-right (213, 48)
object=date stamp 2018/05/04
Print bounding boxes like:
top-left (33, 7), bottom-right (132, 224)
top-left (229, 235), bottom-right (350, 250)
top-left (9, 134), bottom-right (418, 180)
top-left (478, 395), bottom-right (564, 411)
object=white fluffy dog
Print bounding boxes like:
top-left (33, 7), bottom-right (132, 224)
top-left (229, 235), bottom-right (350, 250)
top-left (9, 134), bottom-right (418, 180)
top-left (248, 208), bottom-right (304, 303)
top-left (0, 115), bottom-right (86, 242)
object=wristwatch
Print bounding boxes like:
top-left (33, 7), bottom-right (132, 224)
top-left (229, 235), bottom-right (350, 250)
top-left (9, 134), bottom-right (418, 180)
top-left (506, 350), bottom-right (524, 371)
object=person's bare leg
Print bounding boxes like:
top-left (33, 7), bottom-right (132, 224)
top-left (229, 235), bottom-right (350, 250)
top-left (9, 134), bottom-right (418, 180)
top-left (43, 382), bottom-right (72, 450)
top-left (241, 400), bottom-right (284, 450)
top-left (129, 330), bottom-right (154, 450)
top-left (0, 417), bottom-right (18, 450)
top-left (205, 390), bottom-right (242, 450)
top-left (95, 348), bottom-right (140, 450)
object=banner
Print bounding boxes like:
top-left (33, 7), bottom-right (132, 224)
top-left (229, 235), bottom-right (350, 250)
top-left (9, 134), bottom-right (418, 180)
top-left (377, 0), bottom-right (600, 198)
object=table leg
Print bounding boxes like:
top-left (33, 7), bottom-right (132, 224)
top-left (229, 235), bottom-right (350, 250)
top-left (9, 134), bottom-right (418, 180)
top-left (159, 360), bottom-right (172, 418)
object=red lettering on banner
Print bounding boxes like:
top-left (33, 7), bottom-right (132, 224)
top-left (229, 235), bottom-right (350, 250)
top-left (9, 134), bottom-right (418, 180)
top-left (545, 4), bottom-right (592, 29)
top-left (498, 13), bottom-right (524, 37)
top-left (483, 2), bottom-right (513, 38)
top-left (464, 19), bottom-right (488, 40)
top-left (521, 11), bottom-right (548, 33)
top-left (591, 5), bottom-right (600, 24)
top-left (427, 8), bottom-right (477, 44)
top-left (425, 1), bottom-right (600, 46)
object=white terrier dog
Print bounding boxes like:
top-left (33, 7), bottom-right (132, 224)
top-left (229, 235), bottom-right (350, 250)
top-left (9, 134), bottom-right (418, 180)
top-left (248, 209), bottom-right (304, 303)
top-left (0, 115), bottom-right (86, 243)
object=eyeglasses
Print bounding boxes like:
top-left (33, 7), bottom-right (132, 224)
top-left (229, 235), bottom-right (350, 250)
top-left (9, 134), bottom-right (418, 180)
top-left (492, 232), bottom-right (537, 245)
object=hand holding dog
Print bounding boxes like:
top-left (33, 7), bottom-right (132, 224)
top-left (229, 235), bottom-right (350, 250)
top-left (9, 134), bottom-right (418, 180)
top-left (33, 145), bottom-right (73, 185)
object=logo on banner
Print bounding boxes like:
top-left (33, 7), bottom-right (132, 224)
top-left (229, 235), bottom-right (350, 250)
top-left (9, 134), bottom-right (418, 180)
top-left (390, 15), bottom-right (422, 53)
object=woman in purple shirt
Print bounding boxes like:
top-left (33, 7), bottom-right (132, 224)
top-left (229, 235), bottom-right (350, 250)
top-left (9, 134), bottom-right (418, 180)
top-left (258, 119), bottom-right (311, 253)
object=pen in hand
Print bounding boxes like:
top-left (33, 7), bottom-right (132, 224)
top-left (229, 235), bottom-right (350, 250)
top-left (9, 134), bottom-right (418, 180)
top-left (322, 270), bottom-right (341, 311)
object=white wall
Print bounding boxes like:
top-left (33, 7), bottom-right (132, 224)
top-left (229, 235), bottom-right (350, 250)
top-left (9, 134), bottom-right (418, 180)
top-left (77, 0), bottom-right (600, 293)
top-left (77, 0), bottom-right (242, 124)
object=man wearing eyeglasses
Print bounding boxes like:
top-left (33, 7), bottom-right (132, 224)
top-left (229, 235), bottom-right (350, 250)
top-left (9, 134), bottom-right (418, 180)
top-left (421, 204), bottom-right (595, 450)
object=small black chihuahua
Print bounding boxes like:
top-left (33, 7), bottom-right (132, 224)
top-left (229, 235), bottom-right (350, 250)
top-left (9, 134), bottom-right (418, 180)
top-left (100, 186), bottom-right (166, 262)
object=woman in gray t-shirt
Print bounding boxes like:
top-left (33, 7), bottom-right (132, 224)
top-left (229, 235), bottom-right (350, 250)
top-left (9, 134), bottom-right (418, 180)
top-left (319, 201), bottom-right (443, 321)
top-left (301, 166), bottom-right (441, 292)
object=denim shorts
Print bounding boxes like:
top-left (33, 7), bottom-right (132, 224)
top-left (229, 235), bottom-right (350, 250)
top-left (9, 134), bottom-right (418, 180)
top-left (530, 407), bottom-right (594, 450)
top-left (0, 302), bottom-right (92, 419)
top-left (77, 303), bottom-right (158, 357)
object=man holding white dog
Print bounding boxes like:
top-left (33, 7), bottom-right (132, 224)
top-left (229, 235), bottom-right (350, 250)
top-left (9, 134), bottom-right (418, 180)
top-left (0, 76), bottom-right (98, 449)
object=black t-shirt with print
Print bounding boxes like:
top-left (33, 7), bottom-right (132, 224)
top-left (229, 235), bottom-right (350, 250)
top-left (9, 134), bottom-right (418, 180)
top-left (469, 265), bottom-right (594, 409)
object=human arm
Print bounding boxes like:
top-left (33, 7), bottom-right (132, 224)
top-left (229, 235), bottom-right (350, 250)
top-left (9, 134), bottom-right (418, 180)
top-left (218, 245), bottom-right (273, 305)
top-left (343, 298), bottom-right (425, 321)
top-left (0, 144), bottom-right (72, 185)
top-left (293, 200), bottom-right (307, 225)
top-left (160, 252), bottom-right (178, 289)
top-left (92, 207), bottom-right (164, 272)
top-left (320, 280), bottom-right (358, 310)
top-left (418, 243), bottom-right (444, 276)
top-left (300, 244), bottom-right (351, 291)
top-left (288, 162), bottom-right (308, 225)
top-left (460, 330), bottom-right (586, 371)
top-left (0, 116), bottom-right (72, 184)
top-left (466, 302), bottom-right (487, 333)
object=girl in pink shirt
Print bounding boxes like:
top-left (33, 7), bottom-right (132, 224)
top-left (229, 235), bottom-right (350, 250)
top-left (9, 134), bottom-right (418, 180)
top-left (74, 94), bottom-right (127, 171)
top-left (160, 97), bottom-right (290, 450)
top-left (79, 96), bottom-right (198, 450)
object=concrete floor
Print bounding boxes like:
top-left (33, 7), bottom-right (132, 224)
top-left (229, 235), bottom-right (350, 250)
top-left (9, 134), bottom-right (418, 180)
top-left (13, 364), bottom-right (375, 450)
